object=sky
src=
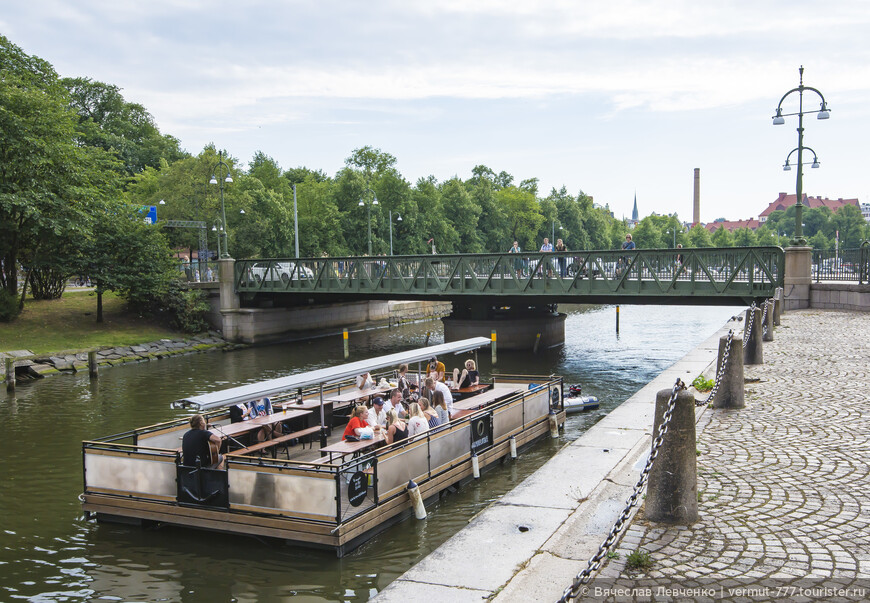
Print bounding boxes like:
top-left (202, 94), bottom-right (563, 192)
top-left (3, 0), bottom-right (870, 223)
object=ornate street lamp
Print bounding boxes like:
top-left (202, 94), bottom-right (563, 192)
top-left (358, 188), bottom-right (378, 255)
top-left (212, 220), bottom-right (223, 258)
top-left (209, 152), bottom-right (234, 258)
top-left (772, 66), bottom-right (830, 246)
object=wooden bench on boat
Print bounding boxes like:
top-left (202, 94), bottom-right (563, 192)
top-left (231, 425), bottom-right (322, 459)
top-left (452, 385), bottom-right (524, 419)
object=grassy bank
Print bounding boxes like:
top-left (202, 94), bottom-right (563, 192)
top-left (0, 290), bottom-right (182, 355)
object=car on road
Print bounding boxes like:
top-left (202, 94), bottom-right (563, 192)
top-left (247, 261), bottom-right (314, 284)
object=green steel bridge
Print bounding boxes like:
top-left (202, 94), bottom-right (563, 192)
top-left (234, 247), bottom-right (784, 307)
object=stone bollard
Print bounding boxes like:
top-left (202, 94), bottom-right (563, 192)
top-left (88, 351), bottom-right (99, 379)
top-left (776, 286), bottom-right (785, 315)
top-left (646, 388), bottom-right (699, 524)
top-left (713, 334), bottom-right (744, 409)
top-left (743, 306), bottom-right (763, 365)
top-left (5, 357), bottom-right (14, 392)
top-left (773, 290), bottom-right (782, 326)
top-left (762, 300), bottom-right (774, 342)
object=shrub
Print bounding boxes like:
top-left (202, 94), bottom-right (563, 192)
top-left (692, 374), bottom-right (715, 392)
top-left (163, 283), bottom-right (211, 334)
top-left (0, 289), bottom-right (21, 322)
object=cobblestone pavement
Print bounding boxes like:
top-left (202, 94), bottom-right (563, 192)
top-left (582, 309), bottom-right (870, 602)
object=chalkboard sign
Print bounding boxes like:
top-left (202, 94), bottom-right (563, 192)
top-left (347, 471), bottom-right (367, 507)
top-left (470, 413), bottom-right (493, 455)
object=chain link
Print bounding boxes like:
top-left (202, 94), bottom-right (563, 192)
top-left (697, 329), bottom-right (733, 407)
top-left (760, 299), bottom-right (771, 338)
top-left (557, 378), bottom-right (686, 603)
top-left (742, 302), bottom-right (756, 349)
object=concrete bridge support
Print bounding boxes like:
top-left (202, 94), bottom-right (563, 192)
top-left (783, 246), bottom-right (812, 310)
top-left (442, 303), bottom-right (566, 351)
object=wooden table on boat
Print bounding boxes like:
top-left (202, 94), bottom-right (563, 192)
top-left (209, 409), bottom-right (313, 440)
top-left (323, 386), bottom-right (393, 409)
top-left (319, 432), bottom-right (386, 462)
top-left (448, 383), bottom-right (491, 399)
top-left (452, 386), bottom-right (523, 418)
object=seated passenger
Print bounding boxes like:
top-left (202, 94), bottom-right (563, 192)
top-left (356, 372), bottom-right (374, 390)
top-left (229, 402), bottom-right (250, 423)
top-left (452, 359), bottom-right (480, 389)
top-left (249, 397), bottom-right (280, 442)
top-left (424, 377), bottom-right (454, 417)
top-left (431, 390), bottom-right (450, 426)
top-left (420, 398), bottom-right (440, 429)
top-left (426, 357), bottom-right (446, 382)
top-left (367, 397), bottom-right (387, 429)
top-left (407, 402), bottom-right (430, 437)
top-left (342, 405), bottom-right (370, 441)
top-left (385, 410), bottom-right (408, 445)
top-left (385, 387), bottom-right (407, 418)
top-left (182, 414), bottom-right (224, 470)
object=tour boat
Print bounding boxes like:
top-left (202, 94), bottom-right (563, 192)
top-left (80, 338), bottom-right (566, 556)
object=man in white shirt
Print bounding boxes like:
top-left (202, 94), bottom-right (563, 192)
top-left (384, 388), bottom-right (406, 418)
top-left (425, 377), bottom-right (454, 417)
top-left (367, 397), bottom-right (387, 428)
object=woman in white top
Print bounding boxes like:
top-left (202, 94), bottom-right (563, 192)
top-left (406, 402), bottom-right (430, 437)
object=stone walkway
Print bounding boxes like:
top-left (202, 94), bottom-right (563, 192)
top-left (586, 309), bottom-right (870, 601)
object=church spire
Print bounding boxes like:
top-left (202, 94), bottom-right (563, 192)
top-left (632, 192), bottom-right (639, 222)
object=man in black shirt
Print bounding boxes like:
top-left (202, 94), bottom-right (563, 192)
top-left (182, 414), bottom-right (224, 470)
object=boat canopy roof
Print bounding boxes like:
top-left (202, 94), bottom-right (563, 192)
top-left (172, 337), bottom-right (491, 410)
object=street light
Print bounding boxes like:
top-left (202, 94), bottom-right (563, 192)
top-left (772, 66), bottom-right (830, 246)
top-left (389, 210), bottom-right (402, 255)
top-left (358, 188), bottom-right (378, 255)
top-left (209, 151), bottom-right (234, 258)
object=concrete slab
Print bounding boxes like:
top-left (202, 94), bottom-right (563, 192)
top-left (493, 552), bottom-right (588, 603)
top-left (376, 580), bottom-right (490, 603)
top-left (396, 503), bottom-right (571, 592)
top-left (500, 446), bottom-right (633, 509)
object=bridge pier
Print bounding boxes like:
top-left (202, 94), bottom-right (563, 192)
top-left (783, 246), bottom-right (812, 310)
top-left (442, 303), bottom-right (566, 351)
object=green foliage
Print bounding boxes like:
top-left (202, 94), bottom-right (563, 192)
top-left (160, 282), bottom-right (211, 334)
top-left (625, 548), bottom-right (653, 571)
top-left (606, 551), bottom-right (620, 560)
top-left (692, 374), bottom-right (715, 392)
top-left (0, 288), bottom-right (20, 322)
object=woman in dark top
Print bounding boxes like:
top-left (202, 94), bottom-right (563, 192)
top-left (385, 410), bottom-right (408, 444)
top-left (453, 359), bottom-right (480, 389)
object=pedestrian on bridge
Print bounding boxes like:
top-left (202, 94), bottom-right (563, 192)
top-left (509, 241), bottom-right (523, 278)
top-left (539, 237), bottom-right (553, 277)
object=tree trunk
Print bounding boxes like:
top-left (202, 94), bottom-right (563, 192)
top-left (96, 286), bottom-right (103, 323)
top-left (18, 269), bottom-right (30, 311)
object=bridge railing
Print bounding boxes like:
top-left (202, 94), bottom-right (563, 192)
top-left (234, 247), bottom-right (784, 299)
top-left (812, 248), bottom-right (868, 283)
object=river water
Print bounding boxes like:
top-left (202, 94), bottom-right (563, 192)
top-left (0, 304), bottom-right (740, 602)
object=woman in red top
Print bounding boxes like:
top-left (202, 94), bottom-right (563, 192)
top-left (342, 405), bottom-right (369, 441)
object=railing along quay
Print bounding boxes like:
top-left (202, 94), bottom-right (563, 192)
top-left (234, 247), bottom-right (785, 304)
top-left (812, 245), bottom-right (870, 283)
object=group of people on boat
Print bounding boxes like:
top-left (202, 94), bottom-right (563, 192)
top-left (342, 355), bottom-right (480, 445)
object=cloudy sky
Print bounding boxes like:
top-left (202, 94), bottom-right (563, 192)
top-left (3, 0), bottom-right (869, 222)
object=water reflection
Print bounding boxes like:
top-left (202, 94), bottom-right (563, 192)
top-left (0, 304), bottom-right (739, 602)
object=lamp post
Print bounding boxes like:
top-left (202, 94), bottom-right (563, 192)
top-left (772, 66), bottom-right (830, 246)
top-left (389, 210), bottom-right (402, 255)
top-left (209, 151), bottom-right (234, 258)
top-left (212, 220), bottom-right (223, 258)
top-left (358, 188), bottom-right (378, 255)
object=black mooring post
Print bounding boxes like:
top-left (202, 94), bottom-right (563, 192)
top-left (615, 305), bottom-right (620, 334)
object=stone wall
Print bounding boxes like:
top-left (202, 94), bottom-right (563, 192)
top-left (810, 282), bottom-right (870, 311)
top-left (2, 335), bottom-right (233, 382)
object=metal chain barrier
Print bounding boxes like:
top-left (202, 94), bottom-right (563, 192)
top-left (696, 329), bottom-right (733, 407)
top-left (557, 378), bottom-right (687, 602)
top-left (742, 301), bottom-right (756, 349)
top-left (760, 300), bottom-right (770, 338)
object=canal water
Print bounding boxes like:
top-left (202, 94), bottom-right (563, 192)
top-left (0, 304), bottom-right (740, 602)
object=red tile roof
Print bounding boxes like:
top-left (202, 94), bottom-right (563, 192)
top-left (759, 193), bottom-right (859, 219)
top-left (704, 219), bottom-right (762, 233)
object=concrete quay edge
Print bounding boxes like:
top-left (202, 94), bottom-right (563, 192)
top-left (375, 316), bottom-right (743, 602)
